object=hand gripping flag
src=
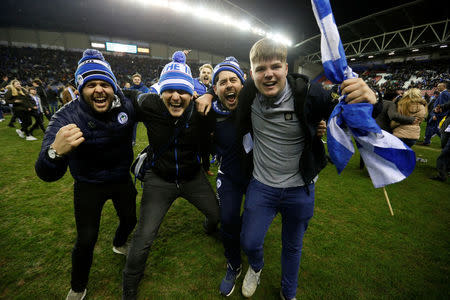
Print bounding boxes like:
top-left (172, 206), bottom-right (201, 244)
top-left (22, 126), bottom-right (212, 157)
top-left (311, 0), bottom-right (416, 188)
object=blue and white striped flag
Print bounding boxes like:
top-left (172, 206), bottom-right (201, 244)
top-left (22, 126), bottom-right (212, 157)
top-left (311, 0), bottom-right (416, 188)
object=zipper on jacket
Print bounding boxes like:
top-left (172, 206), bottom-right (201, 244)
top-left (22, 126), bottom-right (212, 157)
top-left (174, 137), bottom-right (179, 183)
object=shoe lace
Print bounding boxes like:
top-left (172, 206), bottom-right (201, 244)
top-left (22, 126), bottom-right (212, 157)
top-left (225, 263), bottom-right (240, 281)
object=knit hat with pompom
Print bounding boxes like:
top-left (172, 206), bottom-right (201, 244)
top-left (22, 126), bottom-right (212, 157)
top-left (159, 51), bottom-right (194, 95)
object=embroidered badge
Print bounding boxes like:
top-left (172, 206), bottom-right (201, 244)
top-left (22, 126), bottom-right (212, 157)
top-left (284, 112), bottom-right (293, 121)
top-left (117, 112), bottom-right (128, 124)
top-left (77, 74), bottom-right (84, 86)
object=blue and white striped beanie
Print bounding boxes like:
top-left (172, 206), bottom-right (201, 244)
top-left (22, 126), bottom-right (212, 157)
top-left (159, 51), bottom-right (194, 95)
top-left (75, 49), bottom-right (118, 93)
top-left (212, 56), bottom-right (245, 85)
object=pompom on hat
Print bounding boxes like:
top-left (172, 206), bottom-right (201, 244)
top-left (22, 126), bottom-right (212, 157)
top-left (74, 49), bottom-right (118, 93)
top-left (159, 51), bottom-right (194, 95)
top-left (212, 56), bottom-right (245, 85)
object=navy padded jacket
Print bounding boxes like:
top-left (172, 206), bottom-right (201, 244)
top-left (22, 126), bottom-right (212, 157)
top-left (35, 91), bottom-right (137, 183)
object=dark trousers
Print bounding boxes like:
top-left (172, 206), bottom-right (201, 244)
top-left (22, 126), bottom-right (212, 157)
top-left (241, 178), bottom-right (314, 300)
top-left (400, 138), bottom-right (417, 148)
top-left (201, 151), bottom-right (210, 171)
top-left (71, 180), bottom-right (137, 292)
top-left (436, 132), bottom-right (450, 180)
top-left (123, 169), bottom-right (220, 298)
top-left (217, 174), bottom-right (246, 269)
top-left (423, 118), bottom-right (442, 144)
top-left (30, 111), bottom-right (46, 135)
top-left (14, 110), bottom-right (32, 136)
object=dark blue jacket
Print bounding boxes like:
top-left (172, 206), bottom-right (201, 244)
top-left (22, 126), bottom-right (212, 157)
top-left (130, 83), bottom-right (149, 93)
top-left (433, 89), bottom-right (450, 118)
top-left (35, 91), bottom-right (137, 183)
top-left (194, 78), bottom-right (209, 96)
top-left (206, 101), bottom-right (248, 186)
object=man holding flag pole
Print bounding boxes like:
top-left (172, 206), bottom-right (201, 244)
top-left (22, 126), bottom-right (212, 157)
top-left (231, 4), bottom-right (383, 298)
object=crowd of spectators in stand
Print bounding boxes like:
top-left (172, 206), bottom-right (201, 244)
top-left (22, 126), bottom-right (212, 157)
top-left (359, 59), bottom-right (450, 92)
top-left (0, 46), bottom-right (207, 90)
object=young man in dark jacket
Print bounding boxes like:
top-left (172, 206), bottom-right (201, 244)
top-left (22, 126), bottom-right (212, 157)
top-left (122, 51), bottom-right (220, 299)
top-left (35, 49), bottom-right (138, 300)
top-left (233, 38), bottom-right (378, 300)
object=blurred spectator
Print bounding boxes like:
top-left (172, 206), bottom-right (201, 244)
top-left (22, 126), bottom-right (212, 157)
top-left (420, 82), bottom-right (450, 145)
top-left (32, 78), bottom-right (51, 120)
top-left (390, 88), bottom-right (427, 147)
top-left (28, 86), bottom-right (46, 136)
top-left (5, 79), bottom-right (37, 140)
top-left (61, 82), bottom-right (78, 105)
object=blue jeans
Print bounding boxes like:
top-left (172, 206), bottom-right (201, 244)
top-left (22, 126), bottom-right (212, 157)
top-left (241, 178), bottom-right (314, 299)
top-left (217, 174), bottom-right (247, 269)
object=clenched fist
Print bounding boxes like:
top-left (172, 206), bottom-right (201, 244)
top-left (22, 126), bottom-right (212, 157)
top-left (51, 124), bottom-right (85, 156)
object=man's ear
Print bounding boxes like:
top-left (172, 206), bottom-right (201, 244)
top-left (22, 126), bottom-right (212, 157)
top-left (213, 85), bottom-right (217, 94)
top-left (250, 69), bottom-right (254, 80)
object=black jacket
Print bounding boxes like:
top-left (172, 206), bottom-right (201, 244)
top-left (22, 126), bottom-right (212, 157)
top-left (235, 73), bottom-right (381, 185)
top-left (5, 88), bottom-right (34, 112)
top-left (134, 92), bottom-right (210, 183)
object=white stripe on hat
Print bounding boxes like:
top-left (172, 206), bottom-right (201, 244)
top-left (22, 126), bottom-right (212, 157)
top-left (78, 59), bottom-right (112, 70)
top-left (160, 78), bottom-right (194, 90)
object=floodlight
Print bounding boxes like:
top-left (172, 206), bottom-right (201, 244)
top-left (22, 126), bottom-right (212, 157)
top-left (149, 0), bottom-right (169, 7)
top-left (388, 52), bottom-right (395, 55)
top-left (239, 20), bottom-right (251, 31)
top-left (412, 49), bottom-right (419, 52)
top-left (170, 1), bottom-right (190, 13)
top-left (368, 55), bottom-right (374, 58)
top-left (440, 45), bottom-right (447, 48)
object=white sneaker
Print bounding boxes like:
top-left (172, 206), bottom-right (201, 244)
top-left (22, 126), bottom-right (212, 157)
top-left (26, 135), bottom-right (37, 141)
top-left (280, 289), bottom-right (297, 300)
top-left (113, 242), bottom-right (129, 256)
top-left (242, 266), bottom-right (261, 298)
top-left (66, 288), bottom-right (86, 300)
top-left (15, 129), bottom-right (25, 138)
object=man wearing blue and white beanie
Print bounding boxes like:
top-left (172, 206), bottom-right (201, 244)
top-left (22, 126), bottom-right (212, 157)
top-left (36, 49), bottom-right (138, 300)
top-left (193, 56), bottom-right (248, 296)
top-left (122, 51), bottom-right (220, 299)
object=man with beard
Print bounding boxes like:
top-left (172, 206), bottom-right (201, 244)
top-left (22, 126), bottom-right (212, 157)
top-left (194, 63), bottom-right (213, 96)
top-left (35, 49), bottom-right (138, 300)
top-left (203, 57), bottom-right (247, 296)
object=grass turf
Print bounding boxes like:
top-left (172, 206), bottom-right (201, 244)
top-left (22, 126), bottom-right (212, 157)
top-left (0, 114), bottom-right (448, 299)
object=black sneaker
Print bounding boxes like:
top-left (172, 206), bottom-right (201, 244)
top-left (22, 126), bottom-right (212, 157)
top-left (203, 217), bottom-right (218, 235)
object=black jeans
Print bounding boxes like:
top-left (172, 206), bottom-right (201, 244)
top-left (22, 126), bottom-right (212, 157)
top-left (123, 169), bottom-right (220, 298)
top-left (71, 180), bottom-right (137, 292)
top-left (14, 110), bottom-right (32, 135)
top-left (30, 111), bottom-right (46, 135)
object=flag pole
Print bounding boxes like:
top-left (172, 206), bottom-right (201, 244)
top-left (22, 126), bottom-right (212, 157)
top-left (382, 187), bottom-right (394, 216)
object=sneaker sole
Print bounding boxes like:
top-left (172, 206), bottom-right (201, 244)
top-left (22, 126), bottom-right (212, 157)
top-left (112, 247), bottom-right (126, 255)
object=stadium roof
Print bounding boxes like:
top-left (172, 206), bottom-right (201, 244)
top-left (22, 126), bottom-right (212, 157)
top-left (1, 0), bottom-right (448, 62)
top-left (294, 0), bottom-right (449, 62)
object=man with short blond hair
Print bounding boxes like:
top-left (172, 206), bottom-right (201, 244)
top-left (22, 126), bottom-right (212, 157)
top-left (235, 37), bottom-right (378, 300)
